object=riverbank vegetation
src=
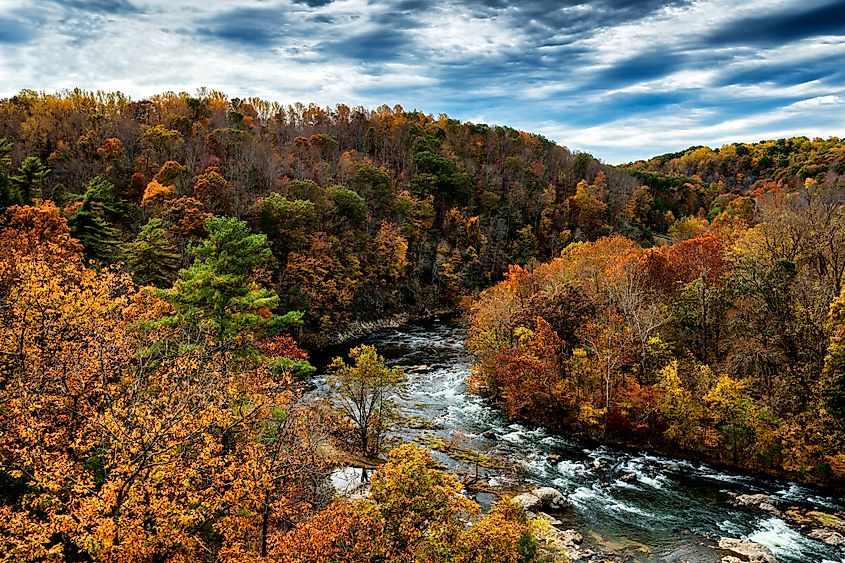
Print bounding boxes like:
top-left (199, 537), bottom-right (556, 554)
top-left (468, 180), bottom-right (845, 484)
top-left (0, 88), bottom-right (638, 347)
top-left (0, 201), bottom-right (543, 562)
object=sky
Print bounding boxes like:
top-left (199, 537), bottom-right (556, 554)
top-left (1, 0), bottom-right (844, 163)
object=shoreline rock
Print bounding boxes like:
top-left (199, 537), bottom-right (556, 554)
top-left (807, 528), bottom-right (845, 546)
top-left (535, 526), bottom-right (595, 561)
top-left (729, 493), bottom-right (780, 515)
top-left (511, 486), bottom-right (569, 512)
top-left (718, 537), bottom-right (778, 563)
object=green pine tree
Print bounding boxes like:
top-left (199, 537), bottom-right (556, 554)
top-left (11, 156), bottom-right (50, 204)
top-left (161, 216), bottom-right (302, 347)
top-left (67, 176), bottom-right (123, 263)
top-left (0, 138), bottom-right (15, 209)
top-left (125, 219), bottom-right (181, 287)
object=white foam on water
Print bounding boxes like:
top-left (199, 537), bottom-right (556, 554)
top-left (608, 501), bottom-right (654, 517)
top-left (697, 468), bottom-right (751, 484)
top-left (540, 436), bottom-right (561, 446)
top-left (501, 431), bottom-right (524, 444)
top-left (611, 479), bottom-right (641, 490)
top-left (747, 517), bottom-right (820, 561)
top-left (774, 482), bottom-right (842, 510)
top-left (568, 485), bottom-right (602, 505)
top-left (636, 473), bottom-right (666, 490)
top-left (717, 519), bottom-right (744, 536)
top-left (556, 459), bottom-right (591, 479)
top-left (618, 459), bottom-right (668, 489)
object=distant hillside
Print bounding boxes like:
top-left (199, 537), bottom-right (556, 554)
top-left (623, 136), bottom-right (845, 233)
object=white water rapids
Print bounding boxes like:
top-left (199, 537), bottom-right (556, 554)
top-left (317, 321), bottom-right (845, 562)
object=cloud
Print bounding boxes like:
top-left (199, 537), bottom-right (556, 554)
top-left (195, 6), bottom-right (291, 48)
top-left (0, 15), bottom-right (35, 44)
top-left (321, 28), bottom-right (411, 62)
top-left (56, 0), bottom-right (142, 14)
top-left (704, 1), bottom-right (845, 47)
top-left (1, 0), bottom-right (844, 163)
top-left (716, 51), bottom-right (845, 88)
top-left (594, 51), bottom-right (687, 88)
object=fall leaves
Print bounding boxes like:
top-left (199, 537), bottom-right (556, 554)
top-left (277, 445), bottom-right (537, 563)
top-left (0, 202), bottom-right (541, 562)
top-left (469, 202), bottom-right (845, 482)
top-left (0, 203), bottom-right (322, 561)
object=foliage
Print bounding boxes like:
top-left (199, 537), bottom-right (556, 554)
top-left (327, 344), bottom-right (407, 458)
top-left (124, 218), bottom-right (181, 287)
top-left (277, 445), bottom-right (538, 563)
top-left (66, 176), bottom-right (123, 263)
top-left (469, 196), bottom-right (845, 482)
top-left (159, 215), bottom-right (302, 348)
top-left (0, 202), bottom-right (327, 561)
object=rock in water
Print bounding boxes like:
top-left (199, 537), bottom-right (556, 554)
top-left (718, 537), bottom-right (778, 563)
top-left (619, 472), bottom-right (638, 483)
top-left (532, 487), bottom-right (569, 511)
top-left (511, 492), bottom-right (542, 512)
top-left (534, 526), bottom-right (594, 561)
top-left (808, 528), bottom-right (845, 546)
top-left (511, 486), bottom-right (568, 513)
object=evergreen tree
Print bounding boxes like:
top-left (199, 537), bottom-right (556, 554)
top-left (0, 138), bottom-right (14, 209)
top-left (11, 156), bottom-right (50, 204)
top-left (125, 219), bottom-right (181, 287)
top-left (162, 215), bottom-right (302, 346)
top-left (67, 176), bottom-right (123, 263)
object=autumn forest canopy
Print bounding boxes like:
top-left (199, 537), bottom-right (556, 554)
top-left (1, 88), bottom-right (845, 561)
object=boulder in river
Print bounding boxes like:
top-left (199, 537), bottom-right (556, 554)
top-left (546, 454), bottom-right (563, 464)
top-left (619, 472), bottom-right (638, 483)
top-left (729, 493), bottom-right (780, 514)
top-left (511, 492), bottom-right (541, 512)
top-left (532, 486), bottom-right (569, 510)
top-left (808, 528), bottom-right (845, 546)
top-left (718, 537), bottom-right (778, 563)
top-left (510, 487), bottom-right (569, 513)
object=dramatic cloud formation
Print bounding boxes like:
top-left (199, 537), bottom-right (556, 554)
top-left (1, 0), bottom-right (843, 162)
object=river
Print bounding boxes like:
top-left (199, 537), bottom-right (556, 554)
top-left (317, 321), bottom-right (845, 562)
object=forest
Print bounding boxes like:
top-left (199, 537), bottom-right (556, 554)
top-left (1, 88), bottom-right (845, 561)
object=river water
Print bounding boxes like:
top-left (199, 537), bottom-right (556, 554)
top-left (318, 321), bottom-right (845, 562)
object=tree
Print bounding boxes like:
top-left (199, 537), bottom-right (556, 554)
top-left (255, 192), bottom-right (317, 257)
top-left (327, 184), bottom-right (366, 229)
top-left (193, 168), bottom-right (234, 215)
top-left (66, 176), bottom-right (123, 263)
top-left (703, 375), bottom-right (757, 464)
top-left (349, 163), bottom-right (393, 222)
top-left (327, 345), bottom-right (406, 458)
top-left (0, 138), bottom-right (14, 208)
top-left (824, 286), bottom-right (845, 421)
top-left (161, 215), bottom-right (301, 347)
top-left (0, 201), bottom-right (329, 561)
top-left (125, 219), bottom-right (181, 287)
top-left (277, 445), bottom-right (537, 563)
top-left (657, 361), bottom-right (702, 450)
top-left (10, 156), bottom-right (50, 204)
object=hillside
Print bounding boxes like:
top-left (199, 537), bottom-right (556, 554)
top-left (0, 88), bottom-right (642, 345)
